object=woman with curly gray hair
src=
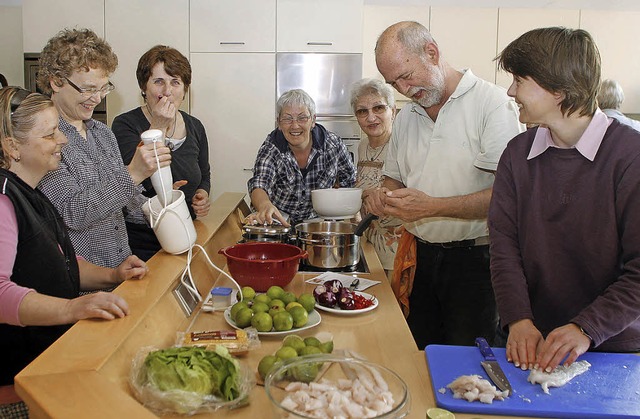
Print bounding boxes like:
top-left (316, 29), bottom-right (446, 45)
top-left (36, 28), bottom-right (167, 269)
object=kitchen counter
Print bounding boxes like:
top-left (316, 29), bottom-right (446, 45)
top-left (15, 193), bottom-right (539, 419)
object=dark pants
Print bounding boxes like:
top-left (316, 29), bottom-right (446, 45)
top-left (126, 221), bottom-right (161, 262)
top-left (406, 242), bottom-right (498, 350)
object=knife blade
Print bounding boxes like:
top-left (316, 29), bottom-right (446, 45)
top-left (475, 337), bottom-right (513, 396)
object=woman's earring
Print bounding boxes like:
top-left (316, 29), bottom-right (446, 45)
top-left (13, 156), bottom-right (20, 162)
top-left (141, 91), bottom-right (146, 98)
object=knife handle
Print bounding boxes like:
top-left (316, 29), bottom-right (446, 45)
top-left (475, 337), bottom-right (496, 361)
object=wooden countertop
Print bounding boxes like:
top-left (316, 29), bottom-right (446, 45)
top-left (14, 193), bottom-right (538, 419)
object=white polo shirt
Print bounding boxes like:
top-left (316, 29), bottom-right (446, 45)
top-left (384, 69), bottom-right (524, 242)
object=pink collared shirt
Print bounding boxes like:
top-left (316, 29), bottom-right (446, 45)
top-left (527, 109), bottom-right (612, 161)
top-left (0, 194), bottom-right (34, 326)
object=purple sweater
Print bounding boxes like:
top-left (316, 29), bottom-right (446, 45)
top-left (489, 120), bottom-right (640, 352)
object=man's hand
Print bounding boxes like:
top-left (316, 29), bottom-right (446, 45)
top-left (535, 323), bottom-right (591, 372)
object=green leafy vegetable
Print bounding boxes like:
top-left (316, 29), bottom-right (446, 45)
top-left (143, 345), bottom-right (240, 401)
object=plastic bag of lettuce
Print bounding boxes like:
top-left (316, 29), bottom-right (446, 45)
top-left (130, 345), bottom-right (254, 415)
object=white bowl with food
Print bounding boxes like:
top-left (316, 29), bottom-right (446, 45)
top-left (311, 188), bottom-right (363, 219)
top-left (264, 353), bottom-right (410, 418)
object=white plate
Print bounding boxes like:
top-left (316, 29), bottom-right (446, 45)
top-left (223, 308), bottom-right (321, 336)
top-left (314, 291), bottom-right (378, 315)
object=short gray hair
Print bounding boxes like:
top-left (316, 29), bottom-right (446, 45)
top-left (350, 78), bottom-right (396, 113)
top-left (276, 89), bottom-right (316, 118)
top-left (598, 79), bottom-right (624, 110)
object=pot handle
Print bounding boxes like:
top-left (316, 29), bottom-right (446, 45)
top-left (218, 246), bottom-right (229, 255)
top-left (355, 213), bottom-right (378, 236)
top-left (297, 250), bottom-right (309, 260)
top-left (298, 237), bottom-right (330, 244)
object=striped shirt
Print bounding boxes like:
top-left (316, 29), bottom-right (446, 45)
top-left (38, 117), bottom-right (146, 268)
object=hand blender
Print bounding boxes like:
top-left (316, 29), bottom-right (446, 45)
top-left (140, 129), bottom-right (174, 206)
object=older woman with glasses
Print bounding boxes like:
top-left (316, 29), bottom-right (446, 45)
top-left (0, 87), bottom-right (148, 418)
top-left (113, 45), bottom-right (211, 261)
top-left (36, 28), bottom-right (169, 270)
top-left (246, 89), bottom-right (356, 226)
top-left (350, 78), bottom-right (403, 279)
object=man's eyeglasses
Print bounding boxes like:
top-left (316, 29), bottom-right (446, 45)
top-left (65, 77), bottom-right (115, 98)
top-left (279, 115), bottom-right (311, 125)
top-left (10, 88), bottom-right (32, 115)
top-left (355, 104), bottom-right (389, 118)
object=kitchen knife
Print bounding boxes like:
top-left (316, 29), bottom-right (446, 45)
top-left (475, 337), bottom-right (513, 396)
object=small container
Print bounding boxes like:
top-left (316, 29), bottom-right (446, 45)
top-left (210, 287), bottom-right (233, 309)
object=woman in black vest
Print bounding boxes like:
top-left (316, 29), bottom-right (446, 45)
top-left (0, 87), bottom-right (149, 418)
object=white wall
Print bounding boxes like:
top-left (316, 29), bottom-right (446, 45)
top-left (0, 5), bottom-right (24, 87)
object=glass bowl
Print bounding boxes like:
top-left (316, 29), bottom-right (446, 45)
top-left (264, 353), bottom-right (410, 418)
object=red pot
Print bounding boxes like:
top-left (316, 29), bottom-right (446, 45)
top-left (218, 242), bottom-right (308, 292)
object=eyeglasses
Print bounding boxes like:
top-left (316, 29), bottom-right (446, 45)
top-left (10, 88), bottom-right (32, 115)
top-left (355, 104), bottom-right (389, 118)
top-left (279, 115), bottom-right (311, 125)
top-left (65, 77), bottom-right (115, 98)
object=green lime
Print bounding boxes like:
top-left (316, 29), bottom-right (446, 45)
top-left (289, 305), bottom-right (309, 328)
top-left (281, 291), bottom-right (297, 306)
top-left (426, 408), bottom-right (455, 419)
top-left (257, 355), bottom-right (280, 381)
top-left (290, 362), bottom-right (319, 383)
top-left (230, 301), bottom-right (248, 321)
top-left (272, 311), bottom-right (294, 331)
top-left (234, 307), bottom-right (254, 328)
top-left (319, 340), bottom-right (334, 354)
top-left (286, 301), bottom-right (303, 311)
top-left (241, 286), bottom-right (256, 300)
top-left (282, 335), bottom-right (306, 353)
top-left (266, 285), bottom-right (285, 300)
top-left (275, 345), bottom-right (298, 360)
top-left (303, 336), bottom-right (321, 347)
top-left (251, 301), bottom-right (270, 313)
top-left (298, 345), bottom-right (322, 356)
top-left (270, 299), bottom-right (285, 310)
top-left (297, 293), bottom-right (316, 313)
top-left (251, 311), bottom-right (273, 332)
top-left (254, 293), bottom-right (272, 306)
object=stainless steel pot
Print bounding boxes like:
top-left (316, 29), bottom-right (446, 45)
top-left (241, 223), bottom-right (292, 243)
top-left (294, 221), bottom-right (361, 269)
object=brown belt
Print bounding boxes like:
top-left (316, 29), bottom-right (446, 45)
top-left (416, 235), bottom-right (490, 248)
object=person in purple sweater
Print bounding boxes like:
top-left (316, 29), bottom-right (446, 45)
top-left (489, 27), bottom-right (640, 374)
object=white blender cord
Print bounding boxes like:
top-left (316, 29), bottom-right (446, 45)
top-left (147, 140), bottom-right (243, 308)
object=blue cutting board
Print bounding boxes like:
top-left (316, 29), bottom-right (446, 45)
top-left (425, 344), bottom-right (640, 418)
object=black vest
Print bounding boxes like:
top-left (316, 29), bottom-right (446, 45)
top-left (0, 169), bottom-right (80, 385)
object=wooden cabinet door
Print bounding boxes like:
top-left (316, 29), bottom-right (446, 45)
top-left (190, 0), bottom-right (276, 53)
top-left (190, 53), bottom-right (276, 202)
top-left (277, 0), bottom-right (363, 53)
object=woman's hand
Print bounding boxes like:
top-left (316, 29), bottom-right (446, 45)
top-left (127, 141), bottom-right (171, 185)
top-left (147, 96), bottom-right (177, 135)
top-left (535, 323), bottom-right (591, 372)
top-left (112, 255), bottom-right (148, 283)
top-left (192, 188), bottom-right (210, 217)
top-left (245, 204), bottom-right (289, 227)
top-left (65, 292), bottom-right (130, 321)
top-left (506, 318), bottom-right (544, 370)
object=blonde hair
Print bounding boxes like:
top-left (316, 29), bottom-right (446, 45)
top-left (0, 87), bottom-right (55, 168)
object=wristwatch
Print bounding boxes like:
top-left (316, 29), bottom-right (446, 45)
top-left (573, 323), bottom-right (593, 343)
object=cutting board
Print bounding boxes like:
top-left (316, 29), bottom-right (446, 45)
top-left (425, 344), bottom-right (640, 418)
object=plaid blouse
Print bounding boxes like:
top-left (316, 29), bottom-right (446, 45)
top-left (248, 124), bottom-right (356, 222)
top-left (38, 118), bottom-right (146, 268)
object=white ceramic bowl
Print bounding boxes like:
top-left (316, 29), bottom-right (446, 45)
top-left (311, 188), bottom-right (363, 219)
top-left (265, 353), bottom-right (410, 418)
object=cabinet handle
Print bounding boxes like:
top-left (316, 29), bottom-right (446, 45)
top-left (307, 42), bottom-right (333, 46)
top-left (220, 42), bottom-right (246, 45)
top-left (243, 168), bottom-right (254, 172)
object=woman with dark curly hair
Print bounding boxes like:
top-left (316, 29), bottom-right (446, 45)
top-left (36, 28), bottom-right (169, 269)
top-left (113, 45), bottom-right (211, 261)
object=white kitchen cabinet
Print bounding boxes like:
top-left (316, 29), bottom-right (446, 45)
top-left (190, 0), bottom-right (276, 53)
top-left (105, 0), bottom-right (189, 125)
top-left (22, 0), bottom-right (104, 53)
top-left (430, 7), bottom-right (498, 85)
top-left (495, 8), bottom-right (580, 89)
top-left (581, 10), bottom-right (640, 113)
top-left (190, 53), bottom-right (276, 202)
top-left (277, 0), bottom-right (363, 53)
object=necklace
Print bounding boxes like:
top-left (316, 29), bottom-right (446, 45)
top-left (366, 141), bottom-right (388, 161)
top-left (146, 103), bottom-right (177, 138)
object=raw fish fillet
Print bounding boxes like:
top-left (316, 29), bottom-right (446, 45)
top-left (527, 360), bottom-right (591, 394)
